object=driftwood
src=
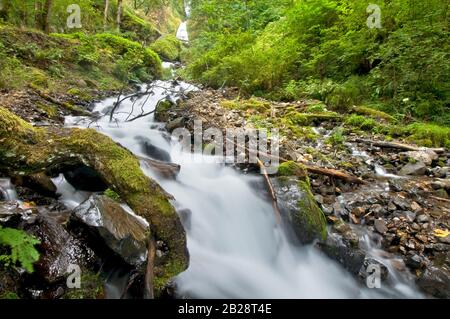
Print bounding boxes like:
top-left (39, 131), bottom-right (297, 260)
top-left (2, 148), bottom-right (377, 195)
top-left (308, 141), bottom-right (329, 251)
top-left (257, 158), bottom-right (282, 223)
top-left (353, 138), bottom-right (446, 154)
top-left (144, 238), bottom-right (156, 299)
top-left (430, 196), bottom-right (450, 203)
top-left (228, 137), bottom-right (366, 185)
top-left (140, 157), bottom-right (181, 179)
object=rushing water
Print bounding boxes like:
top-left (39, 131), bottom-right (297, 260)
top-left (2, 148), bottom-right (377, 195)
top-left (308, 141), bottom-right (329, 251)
top-left (60, 71), bottom-right (423, 298)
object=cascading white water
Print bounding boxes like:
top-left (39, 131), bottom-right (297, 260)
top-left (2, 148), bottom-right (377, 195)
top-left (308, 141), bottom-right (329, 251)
top-left (0, 178), bottom-right (18, 201)
top-left (61, 65), bottom-right (423, 298)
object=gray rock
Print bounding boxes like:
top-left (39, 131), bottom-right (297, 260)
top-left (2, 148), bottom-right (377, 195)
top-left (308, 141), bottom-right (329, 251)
top-left (417, 267), bottom-right (450, 299)
top-left (403, 150), bottom-right (438, 166)
top-left (399, 162), bottom-right (427, 176)
top-left (405, 254), bottom-right (422, 269)
top-left (74, 195), bottom-right (150, 266)
top-left (166, 117), bottom-right (185, 132)
top-left (358, 258), bottom-right (389, 282)
top-left (136, 136), bottom-right (171, 162)
top-left (64, 166), bottom-right (108, 192)
top-left (416, 214), bottom-right (430, 223)
top-left (374, 219), bottom-right (388, 234)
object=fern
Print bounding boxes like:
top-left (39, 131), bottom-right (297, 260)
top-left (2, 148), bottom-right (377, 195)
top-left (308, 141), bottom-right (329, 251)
top-left (0, 226), bottom-right (40, 273)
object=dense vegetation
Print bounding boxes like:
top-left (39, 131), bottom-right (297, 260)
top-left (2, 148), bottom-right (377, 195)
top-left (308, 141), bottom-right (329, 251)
top-left (184, 0), bottom-right (449, 126)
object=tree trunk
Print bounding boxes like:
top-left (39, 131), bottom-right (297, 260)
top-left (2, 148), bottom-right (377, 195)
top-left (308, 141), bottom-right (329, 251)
top-left (104, 0), bottom-right (110, 30)
top-left (116, 0), bottom-right (123, 30)
top-left (35, 1), bottom-right (43, 29)
top-left (0, 0), bottom-right (10, 21)
top-left (43, 0), bottom-right (52, 33)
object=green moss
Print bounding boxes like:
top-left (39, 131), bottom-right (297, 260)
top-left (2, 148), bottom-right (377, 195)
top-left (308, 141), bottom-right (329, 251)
top-left (121, 8), bottom-right (161, 45)
top-left (64, 271), bottom-right (104, 299)
top-left (104, 188), bottom-right (121, 202)
top-left (325, 128), bottom-right (345, 146)
top-left (150, 35), bottom-right (183, 62)
top-left (278, 161), bottom-right (307, 178)
top-left (401, 123), bottom-right (450, 148)
top-left (306, 103), bottom-right (327, 113)
top-left (0, 292), bottom-right (19, 299)
top-left (67, 88), bottom-right (93, 101)
top-left (36, 103), bottom-right (58, 118)
top-left (221, 98), bottom-right (271, 113)
top-left (353, 106), bottom-right (396, 123)
top-left (345, 114), bottom-right (377, 131)
top-left (0, 106), bottom-right (35, 139)
top-left (154, 259), bottom-right (186, 297)
top-left (297, 180), bottom-right (327, 241)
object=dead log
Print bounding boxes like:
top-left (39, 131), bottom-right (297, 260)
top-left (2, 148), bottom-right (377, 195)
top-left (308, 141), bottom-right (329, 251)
top-left (140, 157), bottom-right (181, 179)
top-left (144, 237), bottom-right (156, 299)
top-left (353, 138), bottom-right (446, 154)
top-left (257, 158), bottom-right (281, 223)
top-left (228, 137), bottom-right (366, 184)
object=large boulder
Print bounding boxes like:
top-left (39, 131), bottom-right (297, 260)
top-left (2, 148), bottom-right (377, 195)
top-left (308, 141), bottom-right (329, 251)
top-left (73, 195), bottom-right (150, 267)
top-left (417, 266), bottom-right (450, 299)
top-left (402, 150), bottom-right (438, 166)
top-left (399, 162), bottom-right (427, 176)
top-left (273, 176), bottom-right (327, 244)
top-left (25, 209), bottom-right (96, 284)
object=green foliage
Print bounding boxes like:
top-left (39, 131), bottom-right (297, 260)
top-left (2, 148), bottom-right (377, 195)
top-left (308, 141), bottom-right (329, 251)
top-left (401, 123), bottom-right (450, 148)
top-left (185, 0), bottom-right (449, 123)
top-left (104, 188), bottom-right (121, 202)
top-left (326, 128), bottom-right (345, 146)
top-left (0, 226), bottom-right (40, 274)
top-left (345, 114), bottom-right (377, 131)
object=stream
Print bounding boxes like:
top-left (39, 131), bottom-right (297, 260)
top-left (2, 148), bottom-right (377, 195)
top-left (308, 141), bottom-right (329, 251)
top-left (59, 72), bottom-right (423, 298)
top-left (9, 4), bottom-right (421, 298)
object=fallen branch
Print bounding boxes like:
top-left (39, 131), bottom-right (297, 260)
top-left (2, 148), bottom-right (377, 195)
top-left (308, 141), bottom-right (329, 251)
top-left (430, 195), bottom-right (450, 203)
top-left (227, 137), bottom-right (366, 185)
top-left (353, 138), bottom-right (446, 154)
top-left (143, 237), bottom-right (156, 299)
top-left (140, 157), bottom-right (181, 179)
top-left (257, 158), bottom-right (281, 224)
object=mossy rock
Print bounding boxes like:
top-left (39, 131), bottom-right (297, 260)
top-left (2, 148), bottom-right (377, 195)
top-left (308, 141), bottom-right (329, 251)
top-left (0, 107), bottom-right (188, 296)
top-left (63, 271), bottom-right (105, 299)
top-left (273, 165), bottom-right (327, 244)
top-left (150, 35), bottom-right (183, 62)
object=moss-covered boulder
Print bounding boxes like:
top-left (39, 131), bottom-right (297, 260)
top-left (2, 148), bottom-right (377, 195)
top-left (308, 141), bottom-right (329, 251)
top-left (150, 35), bottom-right (183, 62)
top-left (274, 162), bottom-right (327, 243)
top-left (0, 106), bottom-right (188, 296)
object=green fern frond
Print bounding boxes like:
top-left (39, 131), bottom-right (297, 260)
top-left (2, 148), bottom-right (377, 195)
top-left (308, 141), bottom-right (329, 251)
top-left (0, 226), bottom-right (40, 273)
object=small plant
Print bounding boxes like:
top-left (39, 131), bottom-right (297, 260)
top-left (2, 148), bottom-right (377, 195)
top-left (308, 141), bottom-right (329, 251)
top-left (104, 188), bottom-right (121, 202)
top-left (326, 128), bottom-right (345, 146)
top-left (0, 226), bottom-right (40, 273)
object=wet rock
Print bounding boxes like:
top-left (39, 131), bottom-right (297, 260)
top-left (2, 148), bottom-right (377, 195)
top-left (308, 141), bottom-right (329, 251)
top-left (141, 158), bottom-right (180, 179)
top-left (64, 166), bottom-right (108, 192)
top-left (73, 195), bottom-right (150, 266)
top-left (273, 177), bottom-right (327, 244)
top-left (405, 254), bottom-right (423, 269)
top-left (399, 162), bottom-right (427, 176)
top-left (25, 209), bottom-right (96, 283)
top-left (416, 214), bottom-right (430, 223)
top-left (0, 201), bottom-right (35, 225)
top-left (19, 173), bottom-right (57, 198)
top-left (403, 150), bottom-right (438, 166)
top-left (136, 137), bottom-right (171, 162)
top-left (154, 100), bottom-right (175, 123)
top-left (318, 235), bottom-right (366, 275)
top-left (417, 267), bottom-right (450, 299)
top-left (166, 117), bottom-right (185, 132)
top-left (358, 258), bottom-right (389, 282)
top-left (374, 219), bottom-right (388, 235)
